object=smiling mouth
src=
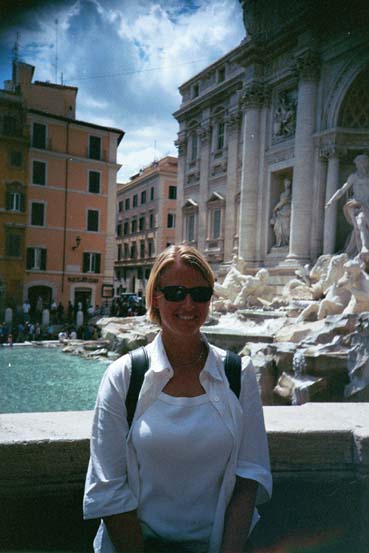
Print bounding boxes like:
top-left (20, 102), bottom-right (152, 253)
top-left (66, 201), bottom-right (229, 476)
top-left (177, 314), bottom-right (196, 320)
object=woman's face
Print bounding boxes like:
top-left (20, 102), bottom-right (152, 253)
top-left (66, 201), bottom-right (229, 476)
top-left (153, 260), bottom-right (211, 340)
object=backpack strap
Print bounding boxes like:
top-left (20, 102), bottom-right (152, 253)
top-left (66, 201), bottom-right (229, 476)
top-left (126, 346), bottom-right (149, 427)
top-left (224, 350), bottom-right (242, 399)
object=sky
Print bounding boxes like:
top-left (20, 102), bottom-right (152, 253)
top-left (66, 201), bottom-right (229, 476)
top-left (0, 0), bottom-right (245, 182)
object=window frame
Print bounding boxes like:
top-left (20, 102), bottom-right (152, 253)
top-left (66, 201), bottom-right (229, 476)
top-left (30, 201), bottom-right (45, 227)
top-left (88, 170), bottom-right (101, 194)
top-left (87, 209), bottom-right (99, 232)
top-left (32, 159), bottom-right (47, 186)
top-left (89, 135), bottom-right (101, 160)
top-left (32, 122), bottom-right (47, 149)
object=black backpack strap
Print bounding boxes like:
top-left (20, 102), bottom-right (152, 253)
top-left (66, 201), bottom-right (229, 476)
top-left (225, 350), bottom-right (241, 399)
top-left (126, 346), bottom-right (149, 427)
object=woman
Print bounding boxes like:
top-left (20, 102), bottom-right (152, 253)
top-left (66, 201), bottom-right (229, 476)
top-left (83, 245), bottom-right (272, 553)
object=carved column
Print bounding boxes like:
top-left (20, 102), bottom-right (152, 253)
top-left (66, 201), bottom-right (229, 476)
top-left (239, 82), bottom-right (270, 264)
top-left (288, 50), bottom-right (320, 263)
top-left (224, 109), bottom-right (241, 261)
top-left (322, 146), bottom-right (341, 254)
top-left (197, 120), bottom-right (211, 253)
top-left (174, 131), bottom-right (187, 243)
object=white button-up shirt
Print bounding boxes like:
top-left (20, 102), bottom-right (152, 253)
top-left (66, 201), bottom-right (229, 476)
top-left (83, 333), bottom-right (272, 553)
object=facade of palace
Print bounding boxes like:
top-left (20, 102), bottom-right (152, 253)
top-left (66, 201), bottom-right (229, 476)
top-left (173, 0), bottom-right (369, 271)
top-left (115, 156), bottom-right (177, 296)
top-left (0, 61), bottom-right (123, 312)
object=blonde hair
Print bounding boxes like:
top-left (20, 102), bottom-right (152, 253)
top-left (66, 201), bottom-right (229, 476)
top-left (146, 244), bottom-right (214, 325)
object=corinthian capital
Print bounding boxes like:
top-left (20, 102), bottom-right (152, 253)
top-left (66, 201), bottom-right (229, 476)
top-left (175, 133), bottom-right (187, 155)
top-left (198, 122), bottom-right (211, 143)
top-left (295, 50), bottom-right (320, 81)
top-left (240, 82), bottom-right (270, 110)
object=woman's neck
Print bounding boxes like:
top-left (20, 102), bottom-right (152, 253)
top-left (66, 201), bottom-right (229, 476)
top-left (161, 332), bottom-right (206, 368)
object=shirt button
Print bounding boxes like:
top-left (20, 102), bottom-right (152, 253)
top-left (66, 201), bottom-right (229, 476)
top-left (214, 395), bottom-right (220, 402)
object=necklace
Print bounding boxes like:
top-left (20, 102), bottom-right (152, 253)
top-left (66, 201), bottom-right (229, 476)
top-left (170, 342), bottom-right (206, 368)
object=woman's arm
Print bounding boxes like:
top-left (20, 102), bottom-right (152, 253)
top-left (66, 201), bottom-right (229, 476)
top-left (221, 476), bottom-right (258, 553)
top-left (103, 510), bottom-right (145, 553)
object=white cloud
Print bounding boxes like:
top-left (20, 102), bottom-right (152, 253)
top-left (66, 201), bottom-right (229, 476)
top-left (0, 0), bottom-right (245, 181)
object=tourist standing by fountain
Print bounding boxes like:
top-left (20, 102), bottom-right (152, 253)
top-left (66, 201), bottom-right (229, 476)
top-left (84, 245), bottom-right (272, 553)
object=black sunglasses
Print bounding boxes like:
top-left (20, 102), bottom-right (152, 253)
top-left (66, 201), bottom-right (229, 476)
top-left (158, 286), bottom-right (213, 303)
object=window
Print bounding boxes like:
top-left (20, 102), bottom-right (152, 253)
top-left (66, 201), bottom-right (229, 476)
top-left (87, 209), bottom-right (99, 231)
top-left (139, 215), bottom-right (145, 231)
top-left (83, 252), bottom-right (101, 273)
top-left (9, 191), bottom-right (21, 211)
top-left (125, 198), bottom-right (130, 210)
top-left (149, 212), bottom-right (154, 229)
top-left (124, 243), bottom-right (129, 258)
top-left (133, 194), bottom-right (138, 207)
top-left (168, 186), bottom-right (177, 200)
top-left (218, 67), bottom-right (225, 83)
top-left (192, 83), bottom-right (199, 98)
top-left (131, 218), bottom-right (137, 233)
top-left (141, 190), bottom-right (146, 204)
top-left (3, 115), bottom-right (17, 136)
top-left (140, 240), bottom-right (145, 258)
top-left (130, 242), bottom-right (137, 259)
top-left (89, 135), bottom-right (101, 160)
top-left (6, 232), bottom-right (22, 257)
top-left (186, 213), bottom-right (195, 242)
top-left (26, 247), bottom-right (47, 270)
top-left (31, 202), bottom-right (45, 226)
top-left (118, 200), bottom-right (123, 212)
top-left (117, 244), bottom-right (122, 261)
top-left (190, 132), bottom-right (198, 161)
top-left (6, 186), bottom-right (25, 212)
top-left (148, 239), bottom-right (154, 257)
top-left (211, 208), bottom-right (221, 239)
top-left (89, 171), bottom-right (100, 194)
top-left (216, 122), bottom-right (225, 150)
top-left (10, 150), bottom-right (22, 167)
top-left (32, 160), bottom-right (46, 186)
top-left (123, 221), bottom-right (129, 236)
top-left (167, 213), bottom-right (176, 228)
top-left (117, 223), bottom-right (122, 237)
top-left (150, 187), bottom-right (154, 201)
top-left (32, 123), bottom-right (46, 149)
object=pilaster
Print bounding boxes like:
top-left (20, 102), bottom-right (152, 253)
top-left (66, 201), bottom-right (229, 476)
top-left (224, 109), bottom-right (241, 261)
top-left (239, 82), bottom-right (270, 264)
top-left (197, 120), bottom-right (211, 253)
top-left (288, 50), bottom-right (320, 263)
top-left (174, 132), bottom-right (187, 244)
top-left (321, 145), bottom-right (343, 254)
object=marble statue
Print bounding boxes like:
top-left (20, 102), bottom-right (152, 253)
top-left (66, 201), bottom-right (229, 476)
top-left (341, 259), bottom-right (369, 315)
top-left (273, 92), bottom-right (296, 139)
top-left (296, 257), bottom-right (369, 322)
top-left (214, 256), bottom-right (246, 302)
top-left (270, 177), bottom-right (292, 247)
top-left (326, 154), bottom-right (369, 259)
top-left (233, 268), bottom-right (270, 308)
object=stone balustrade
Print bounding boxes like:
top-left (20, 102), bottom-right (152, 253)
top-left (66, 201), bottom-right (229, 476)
top-left (1, 404), bottom-right (368, 551)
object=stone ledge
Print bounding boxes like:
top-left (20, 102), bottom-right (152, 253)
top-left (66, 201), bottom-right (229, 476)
top-left (0, 404), bottom-right (368, 496)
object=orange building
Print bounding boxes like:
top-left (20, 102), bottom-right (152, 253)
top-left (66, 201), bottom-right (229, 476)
top-left (1, 62), bottom-right (124, 314)
top-left (0, 85), bottom-right (28, 312)
top-left (115, 156), bottom-right (177, 296)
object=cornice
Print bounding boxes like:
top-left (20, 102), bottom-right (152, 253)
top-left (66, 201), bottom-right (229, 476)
top-left (173, 75), bottom-right (243, 121)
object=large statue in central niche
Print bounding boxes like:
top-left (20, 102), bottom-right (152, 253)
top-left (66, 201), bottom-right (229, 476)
top-left (270, 177), bottom-right (292, 247)
top-left (326, 154), bottom-right (369, 259)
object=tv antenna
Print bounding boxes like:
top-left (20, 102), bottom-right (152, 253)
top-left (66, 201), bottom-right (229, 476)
top-left (54, 18), bottom-right (59, 83)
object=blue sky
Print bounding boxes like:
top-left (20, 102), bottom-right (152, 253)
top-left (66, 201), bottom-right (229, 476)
top-left (0, 0), bottom-right (245, 181)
